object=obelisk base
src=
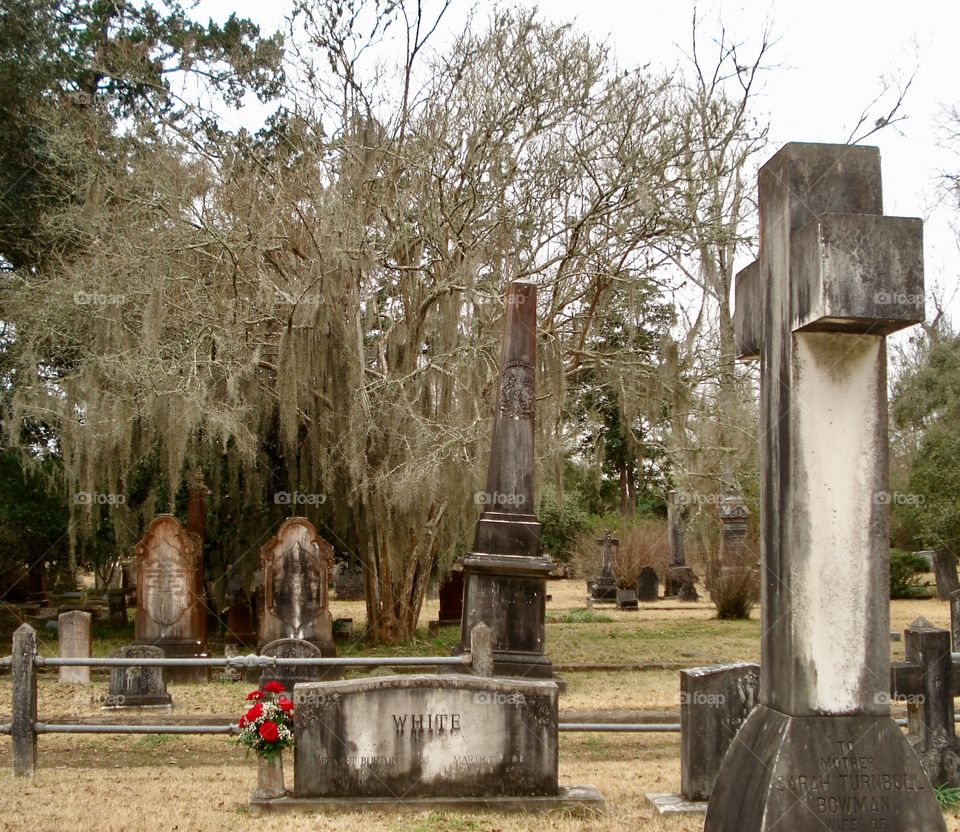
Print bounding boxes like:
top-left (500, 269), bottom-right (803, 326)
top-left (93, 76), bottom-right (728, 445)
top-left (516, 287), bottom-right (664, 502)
top-left (704, 705), bottom-right (946, 831)
top-left (456, 553), bottom-right (554, 679)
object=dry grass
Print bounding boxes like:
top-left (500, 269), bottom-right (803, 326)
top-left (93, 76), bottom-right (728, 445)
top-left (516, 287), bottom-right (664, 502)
top-left (0, 583), bottom-right (958, 830)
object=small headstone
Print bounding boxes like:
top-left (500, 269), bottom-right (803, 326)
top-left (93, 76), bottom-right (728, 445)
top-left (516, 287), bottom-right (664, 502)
top-left (224, 590), bottom-right (257, 647)
top-left (104, 645), bottom-right (172, 708)
top-left (437, 568), bottom-right (464, 625)
top-left (674, 568), bottom-right (699, 601)
top-left (636, 567), bottom-right (659, 602)
top-left (58, 610), bottom-right (92, 684)
top-left (680, 663), bottom-right (759, 801)
top-left (258, 637), bottom-right (337, 691)
top-left (334, 567), bottom-right (365, 601)
top-left (293, 674), bottom-right (559, 798)
top-left (616, 588), bottom-right (638, 610)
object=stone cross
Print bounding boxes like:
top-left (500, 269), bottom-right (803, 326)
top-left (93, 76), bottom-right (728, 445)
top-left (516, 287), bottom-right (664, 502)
top-left (595, 529), bottom-right (619, 578)
top-left (458, 282), bottom-right (554, 679)
top-left (706, 143), bottom-right (942, 831)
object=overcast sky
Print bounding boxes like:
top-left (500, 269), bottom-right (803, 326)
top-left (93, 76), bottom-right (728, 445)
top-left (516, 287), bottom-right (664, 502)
top-left (194, 0), bottom-right (960, 321)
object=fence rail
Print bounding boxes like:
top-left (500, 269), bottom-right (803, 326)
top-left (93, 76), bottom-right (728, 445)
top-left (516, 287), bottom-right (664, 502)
top-left (35, 655), bottom-right (471, 668)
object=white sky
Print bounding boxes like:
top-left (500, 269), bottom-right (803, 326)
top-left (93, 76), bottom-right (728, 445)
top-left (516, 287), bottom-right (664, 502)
top-left (193, 0), bottom-right (960, 322)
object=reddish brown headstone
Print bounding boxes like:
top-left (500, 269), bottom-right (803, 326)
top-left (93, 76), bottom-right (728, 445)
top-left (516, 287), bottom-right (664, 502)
top-left (134, 515), bottom-right (208, 682)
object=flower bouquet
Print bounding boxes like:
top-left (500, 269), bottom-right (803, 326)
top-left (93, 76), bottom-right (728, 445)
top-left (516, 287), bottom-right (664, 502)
top-left (237, 680), bottom-right (295, 800)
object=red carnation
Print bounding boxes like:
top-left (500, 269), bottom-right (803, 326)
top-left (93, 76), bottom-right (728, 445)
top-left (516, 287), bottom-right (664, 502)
top-left (246, 690), bottom-right (264, 701)
top-left (263, 680), bottom-right (285, 694)
top-left (277, 697), bottom-right (294, 713)
top-left (238, 716), bottom-right (248, 728)
top-left (258, 720), bottom-right (280, 743)
top-left (244, 702), bottom-right (263, 723)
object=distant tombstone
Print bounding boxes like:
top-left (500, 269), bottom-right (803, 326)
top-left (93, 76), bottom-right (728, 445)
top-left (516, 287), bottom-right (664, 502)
top-left (590, 529), bottom-right (618, 601)
top-left (913, 550), bottom-right (935, 570)
top-left (672, 567), bottom-right (699, 601)
top-left (616, 587), bottom-right (639, 611)
top-left (334, 566), bottom-right (365, 600)
top-left (134, 514), bottom-right (208, 683)
top-left (104, 645), bottom-right (172, 708)
top-left (58, 610), bottom-right (92, 684)
top-left (437, 568), bottom-right (464, 625)
top-left (932, 549), bottom-right (960, 601)
top-left (258, 637), bottom-right (338, 690)
top-left (637, 567), bottom-right (659, 602)
top-left (224, 590), bottom-right (258, 648)
top-left (665, 491), bottom-right (686, 596)
top-left (107, 589), bottom-right (127, 625)
top-left (680, 663), bottom-right (760, 801)
top-left (259, 518), bottom-right (335, 652)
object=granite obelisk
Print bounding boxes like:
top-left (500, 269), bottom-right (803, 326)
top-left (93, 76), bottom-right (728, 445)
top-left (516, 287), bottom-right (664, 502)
top-left (457, 282), bottom-right (554, 678)
top-left (705, 143), bottom-right (943, 831)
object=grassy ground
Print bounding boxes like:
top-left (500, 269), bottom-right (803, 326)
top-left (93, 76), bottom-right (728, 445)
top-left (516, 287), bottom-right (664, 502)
top-left (0, 580), bottom-right (957, 831)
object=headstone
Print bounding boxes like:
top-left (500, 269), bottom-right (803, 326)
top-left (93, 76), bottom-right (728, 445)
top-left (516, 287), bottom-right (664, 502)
top-left (589, 529), bottom-right (618, 601)
top-left (58, 610), bottom-right (92, 684)
top-left (259, 517), bottom-right (335, 653)
top-left (293, 674), bottom-right (559, 798)
top-left (932, 549), bottom-right (960, 601)
top-left (458, 282), bottom-right (554, 679)
top-left (680, 663), bottom-right (760, 801)
top-left (719, 488), bottom-right (750, 561)
top-left (134, 514), bottom-right (208, 683)
top-left (104, 644), bottom-right (172, 708)
top-left (672, 567), bottom-right (699, 601)
top-left (616, 588), bottom-right (638, 610)
top-left (222, 644), bottom-right (243, 682)
top-left (258, 637), bottom-right (339, 690)
top-left (912, 549), bottom-right (935, 570)
top-left (636, 567), bottom-right (659, 602)
top-left (224, 589), bottom-right (258, 648)
top-left (334, 566), bottom-right (365, 600)
top-left (107, 589), bottom-right (127, 625)
top-left (706, 143), bottom-right (943, 831)
top-left (437, 567), bottom-right (464, 625)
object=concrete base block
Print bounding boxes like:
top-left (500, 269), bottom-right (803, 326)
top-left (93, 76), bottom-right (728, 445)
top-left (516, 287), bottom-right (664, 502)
top-left (250, 784), bottom-right (605, 814)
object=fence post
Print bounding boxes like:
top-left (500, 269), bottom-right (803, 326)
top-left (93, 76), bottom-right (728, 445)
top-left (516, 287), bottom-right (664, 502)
top-left (470, 622), bottom-right (494, 677)
top-left (950, 589), bottom-right (960, 651)
top-left (12, 623), bottom-right (38, 776)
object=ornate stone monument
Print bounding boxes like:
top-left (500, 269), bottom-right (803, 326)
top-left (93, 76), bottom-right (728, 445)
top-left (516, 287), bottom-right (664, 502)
top-left (258, 517), bottom-right (335, 654)
top-left (705, 143), bottom-right (943, 831)
top-left (457, 282), bottom-right (554, 679)
top-left (588, 529), bottom-right (618, 601)
top-left (134, 514), bottom-right (208, 683)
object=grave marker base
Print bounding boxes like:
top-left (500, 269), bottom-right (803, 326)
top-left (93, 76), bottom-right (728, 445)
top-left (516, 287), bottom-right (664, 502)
top-left (704, 705), bottom-right (946, 831)
top-left (250, 784), bottom-right (605, 814)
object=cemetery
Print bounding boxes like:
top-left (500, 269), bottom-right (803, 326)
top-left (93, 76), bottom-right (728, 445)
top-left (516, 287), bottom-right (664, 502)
top-left (2, 3), bottom-right (960, 832)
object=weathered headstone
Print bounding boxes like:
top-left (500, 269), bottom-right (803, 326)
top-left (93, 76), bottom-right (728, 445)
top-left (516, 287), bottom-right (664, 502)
top-left (706, 143), bottom-right (942, 831)
top-left (589, 529), bottom-right (618, 601)
top-left (57, 610), bottom-right (92, 684)
top-left (104, 645), bottom-right (172, 709)
top-left (259, 517), bottom-right (335, 654)
top-left (458, 282), bottom-right (554, 679)
top-left (636, 566), bottom-right (659, 602)
top-left (680, 663), bottom-right (759, 801)
top-left (932, 549), bottom-right (960, 601)
top-left (437, 568), bottom-right (464, 626)
top-left (293, 674), bottom-right (559, 799)
top-left (616, 587), bottom-right (638, 610)
top-left (258, 636), bottom-right (338, 690)
top-left (134, 514), bottom-right (208, 683)
top-left (224, 589), bottom-right (258, 648)
top-left (674, 567), bottom-right (699, 601)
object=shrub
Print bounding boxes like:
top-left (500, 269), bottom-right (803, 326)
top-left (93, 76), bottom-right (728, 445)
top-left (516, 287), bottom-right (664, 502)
top-left (538, 488), bottom-right (590, 563)
top-left (889, 549), bottom-right (930, 599)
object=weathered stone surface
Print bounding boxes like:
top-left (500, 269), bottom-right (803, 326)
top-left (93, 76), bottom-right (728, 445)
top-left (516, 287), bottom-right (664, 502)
top-left (437, 568), bottom-right (464, 625)
top-left (646, 793), bottom-right (708, 816)
top-left (105, 645), bottom-right (172, 708)
top-left (680, 663), bottom-right (759, 801)
top-left (615, 588), bottom-right (638, 610)
top-left (636, 567), bottom-right (659, 602)
top-left (258, 637), bottom-right (339, 690)
top-left (933, 549), bottom-right (960, 601)
top-left (135, 514), bottom-right (207, 682)
top-left (12, 624), bottom-right (37, 776)
top-left (294, 674), bottom-right (558, 799)
top-left (706, 706), bottom-right (943, 831)
top-left (259, 517), bottom-right (335, 649)
top-left (458, 282), bottom-right (553, 679)
top-left (707, 142), bottom-right (943, 831)
top-left (589, 530), bottom-right (619, 601)
top-left (58, 610), bottom-right (92, 684)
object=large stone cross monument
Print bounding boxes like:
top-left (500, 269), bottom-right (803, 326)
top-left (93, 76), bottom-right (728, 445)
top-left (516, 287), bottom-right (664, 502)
top-left (705, 143), bottom-right (943, 830)
top-left (458, 282), bottom-right (554, 678)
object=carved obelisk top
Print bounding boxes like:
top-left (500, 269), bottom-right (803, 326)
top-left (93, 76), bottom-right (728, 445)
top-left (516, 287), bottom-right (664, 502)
top-left (472, 282), bottom-right (542, 556)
